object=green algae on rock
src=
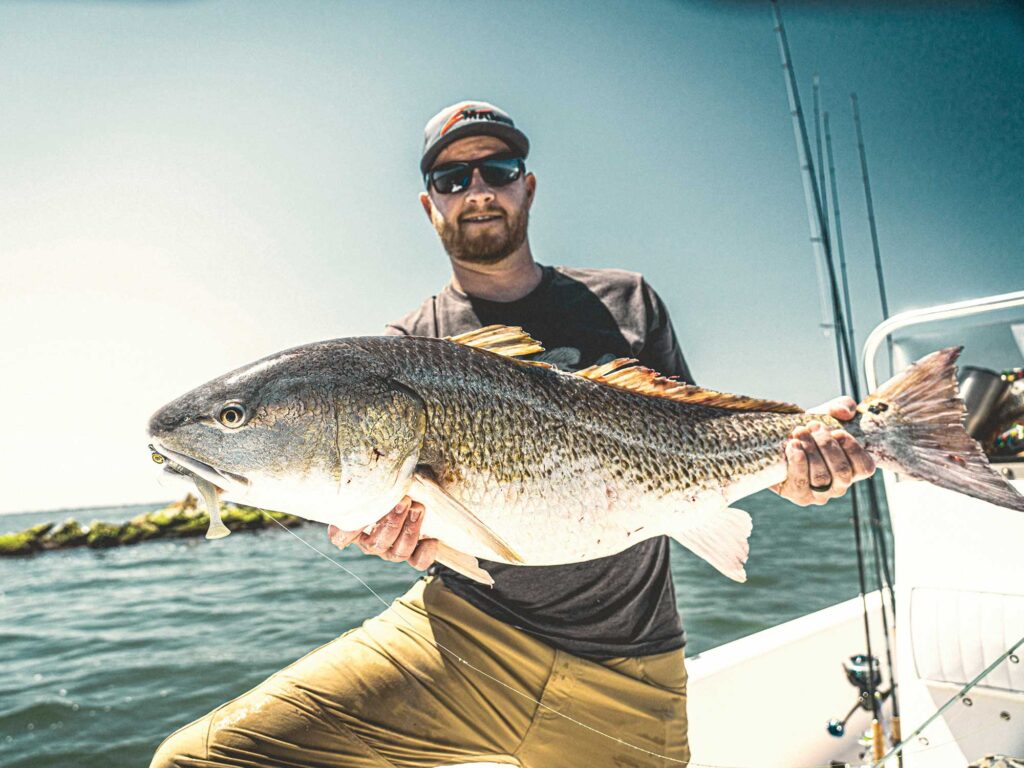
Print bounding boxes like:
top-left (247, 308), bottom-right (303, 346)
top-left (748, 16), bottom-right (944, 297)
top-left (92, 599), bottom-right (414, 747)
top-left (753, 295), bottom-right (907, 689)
top-left (0, 499), bottom-right (307, 556)
top-left (222, 507), bottom-right (264, 531)
top-left (119, 521), bottom-right (161, 545)
top-left (0, 523), bottom-right (54, 556)
top-left (86, 521), bottom-right (124, 549)
top-left (42, 518), bottom-right (88, 550)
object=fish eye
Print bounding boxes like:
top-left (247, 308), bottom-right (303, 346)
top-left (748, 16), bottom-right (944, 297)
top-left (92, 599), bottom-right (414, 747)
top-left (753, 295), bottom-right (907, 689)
top-left (218, 403), bottom-right (246, 428)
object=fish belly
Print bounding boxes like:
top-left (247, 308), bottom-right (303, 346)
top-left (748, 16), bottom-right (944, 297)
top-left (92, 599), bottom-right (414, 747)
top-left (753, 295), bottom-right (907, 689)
top-left (417, 473), bottom-right (658, 564)
top-left (417, 456), bottom-right (790, 566)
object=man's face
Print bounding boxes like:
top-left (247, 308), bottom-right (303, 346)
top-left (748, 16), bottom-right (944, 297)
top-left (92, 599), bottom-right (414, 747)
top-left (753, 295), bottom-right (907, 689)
top-left (420, 135), bottom-right (536, 265)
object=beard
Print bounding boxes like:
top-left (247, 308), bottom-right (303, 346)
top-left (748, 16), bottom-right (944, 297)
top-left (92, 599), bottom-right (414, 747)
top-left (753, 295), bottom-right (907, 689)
top-left (434, 205), bottom-right (529, 265)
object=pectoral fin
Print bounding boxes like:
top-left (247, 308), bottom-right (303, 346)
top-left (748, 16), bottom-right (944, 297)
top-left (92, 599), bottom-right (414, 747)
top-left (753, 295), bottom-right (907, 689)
top-left (670, 506), bottom-right (752, 582)
top-left (434, 543), bottom-right (494, 586)
top-left (411, 472), bottom-right (525, 564)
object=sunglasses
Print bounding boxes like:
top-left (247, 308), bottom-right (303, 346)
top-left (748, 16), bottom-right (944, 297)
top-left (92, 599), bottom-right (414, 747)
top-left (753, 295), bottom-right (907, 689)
top-left (426, 156), bottom-right (525, 195)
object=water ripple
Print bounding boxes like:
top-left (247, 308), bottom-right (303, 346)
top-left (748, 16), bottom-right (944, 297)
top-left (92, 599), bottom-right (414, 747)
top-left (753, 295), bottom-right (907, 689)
top-left (0, 492), bottom-right (883, 766)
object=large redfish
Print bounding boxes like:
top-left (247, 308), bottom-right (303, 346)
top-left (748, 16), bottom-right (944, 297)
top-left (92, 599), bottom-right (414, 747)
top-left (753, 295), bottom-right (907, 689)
top-left (147, 326), bottom-right (1024, 584)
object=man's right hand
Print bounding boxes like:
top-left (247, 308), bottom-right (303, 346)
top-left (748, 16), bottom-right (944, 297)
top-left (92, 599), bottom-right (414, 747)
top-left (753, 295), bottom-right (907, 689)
top-left (327, 495), bottom-right (439, 571)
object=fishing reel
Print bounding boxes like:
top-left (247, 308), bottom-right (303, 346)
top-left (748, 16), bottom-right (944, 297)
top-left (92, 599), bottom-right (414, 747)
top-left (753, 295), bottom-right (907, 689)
top-left (844, 654), bottom-right (881, 693)
top-left (827, 654), bottom-right (883, 737)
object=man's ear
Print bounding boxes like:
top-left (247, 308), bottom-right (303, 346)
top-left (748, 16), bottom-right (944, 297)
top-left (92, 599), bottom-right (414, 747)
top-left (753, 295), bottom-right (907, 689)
top-left (524, 172), bottom-right (537, 209)
top-left (419, 191), bottom-right (433, 221)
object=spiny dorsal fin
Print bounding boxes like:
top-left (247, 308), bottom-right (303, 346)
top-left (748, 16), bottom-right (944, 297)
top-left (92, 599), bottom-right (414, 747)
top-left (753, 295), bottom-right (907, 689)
top-left (575, 358), bottom-right (803, 414)
top-left (446, 325), bottom-right (545, 359)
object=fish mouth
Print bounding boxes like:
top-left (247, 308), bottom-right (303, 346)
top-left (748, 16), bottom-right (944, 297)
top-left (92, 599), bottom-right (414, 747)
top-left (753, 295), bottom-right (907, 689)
top-left (149, 442), bottom-right (250, 495)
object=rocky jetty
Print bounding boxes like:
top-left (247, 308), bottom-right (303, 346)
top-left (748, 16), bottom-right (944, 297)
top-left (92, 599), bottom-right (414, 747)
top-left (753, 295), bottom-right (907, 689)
top-left (0, 495), bottom-right (304, 556)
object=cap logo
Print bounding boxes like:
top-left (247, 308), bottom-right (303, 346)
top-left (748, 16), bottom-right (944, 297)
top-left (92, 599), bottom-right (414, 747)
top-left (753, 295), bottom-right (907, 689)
top-left (439, 104), bottom-right (511, 137)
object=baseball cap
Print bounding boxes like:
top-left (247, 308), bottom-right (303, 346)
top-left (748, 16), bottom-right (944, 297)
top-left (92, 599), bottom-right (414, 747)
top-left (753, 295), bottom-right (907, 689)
top-left (420, 100), bottom-right (530, 175)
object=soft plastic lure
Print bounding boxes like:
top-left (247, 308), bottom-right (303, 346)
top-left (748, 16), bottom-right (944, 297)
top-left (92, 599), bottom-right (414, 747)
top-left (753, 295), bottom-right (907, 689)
top-left (193, 475), bottom-right (231, 540)
top-left (149, 444), bottom-right (231, 540)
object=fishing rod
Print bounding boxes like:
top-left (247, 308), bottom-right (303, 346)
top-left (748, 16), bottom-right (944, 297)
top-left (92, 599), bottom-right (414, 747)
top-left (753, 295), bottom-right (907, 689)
top-left (770, 4), bottom-right (857, 381)
top-left (847, 99), bottom-right (900, 647)
top-left (769, 3), bottom-right (885, 757)
top-left (826, 106), bottom-right (899, 635)
top-left (813, 75), bottom-right (829, 246)
top-left (773, 10), bottom-right (839, 348)
top-left (814, 77), bottom-right (847, 393)
top-left (852, 93), bottom-right (894, 377)
top-left (823, 112), bottom-right (855, 375)
top-left (772, 5), bottom-right (908, 761)
top-left (823, 96), bottom-right (902, 762)
top-left (817, 164), bottom-right (890, 762)
top-left (824, 108), bottom-right (902, 754)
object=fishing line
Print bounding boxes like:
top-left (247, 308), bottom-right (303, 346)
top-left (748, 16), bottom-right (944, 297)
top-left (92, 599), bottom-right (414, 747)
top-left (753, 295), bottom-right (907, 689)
top-left (887, 708), bottom-right (1016, 761)
top-left (260, 511), bottom-right (856, 768)
top-left (869, 632), bottom-right (1024, 768)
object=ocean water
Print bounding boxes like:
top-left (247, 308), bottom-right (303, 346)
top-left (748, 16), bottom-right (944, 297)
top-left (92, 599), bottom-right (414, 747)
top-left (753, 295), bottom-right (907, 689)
top-left (0, 489), bottom-right (887, 767)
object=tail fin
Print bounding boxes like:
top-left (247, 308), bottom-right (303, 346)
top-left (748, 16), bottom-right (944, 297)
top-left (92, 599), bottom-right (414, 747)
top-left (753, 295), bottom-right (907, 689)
top-left (856, 347), bottom-right (1024, 512)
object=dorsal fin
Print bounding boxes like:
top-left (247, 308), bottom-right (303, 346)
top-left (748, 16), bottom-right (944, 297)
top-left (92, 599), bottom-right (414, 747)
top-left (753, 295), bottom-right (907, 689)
top-left (575, 358), bottom-right (803, 414)
top-left (446, 325), bottom-right (545, 359)
top-left (447, 325), bottom-right (801, 412)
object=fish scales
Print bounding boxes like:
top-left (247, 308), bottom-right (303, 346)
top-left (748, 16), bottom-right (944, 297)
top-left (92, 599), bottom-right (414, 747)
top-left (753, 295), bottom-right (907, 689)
top-left (347, 337), bottom-right (826, 564)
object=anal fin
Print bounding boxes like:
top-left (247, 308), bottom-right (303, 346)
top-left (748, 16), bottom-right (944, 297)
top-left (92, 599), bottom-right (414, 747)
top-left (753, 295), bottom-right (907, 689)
top-left (435, 543), bottom-right (494, 586)
top-left (670, 506), bottom-right (753, 583)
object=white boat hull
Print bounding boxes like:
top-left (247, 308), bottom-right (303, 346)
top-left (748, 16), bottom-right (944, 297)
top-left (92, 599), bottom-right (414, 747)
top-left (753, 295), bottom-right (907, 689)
top-left (886, 471), bottom-right (1024, 767)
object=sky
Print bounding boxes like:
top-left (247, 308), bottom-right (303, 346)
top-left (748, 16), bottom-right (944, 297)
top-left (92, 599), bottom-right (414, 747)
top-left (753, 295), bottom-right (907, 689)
top-left (1, 0), bottom-right (1022, 515)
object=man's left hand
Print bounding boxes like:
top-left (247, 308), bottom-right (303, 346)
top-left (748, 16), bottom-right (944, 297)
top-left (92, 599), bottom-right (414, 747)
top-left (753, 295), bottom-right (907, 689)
top-left (771, 396), bottom-right (876, 506)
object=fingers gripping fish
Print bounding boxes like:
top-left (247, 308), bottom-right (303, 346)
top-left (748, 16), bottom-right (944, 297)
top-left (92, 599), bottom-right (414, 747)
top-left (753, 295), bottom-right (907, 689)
top-left (147, 326), bottom-right (1024, 584)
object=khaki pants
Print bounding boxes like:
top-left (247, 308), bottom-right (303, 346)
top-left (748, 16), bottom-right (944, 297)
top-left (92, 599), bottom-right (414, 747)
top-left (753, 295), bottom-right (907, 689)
top-left (151, 576), bottom-right (689, 767)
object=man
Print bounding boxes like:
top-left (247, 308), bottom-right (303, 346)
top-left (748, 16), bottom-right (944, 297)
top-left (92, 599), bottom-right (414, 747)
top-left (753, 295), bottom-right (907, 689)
top-left (152, 101), bottom-right (873, 768)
